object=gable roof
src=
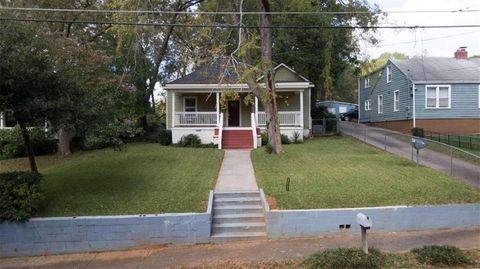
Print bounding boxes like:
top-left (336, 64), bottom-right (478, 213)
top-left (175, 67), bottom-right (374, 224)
top-left (390, 57), bottom-right (480, 84)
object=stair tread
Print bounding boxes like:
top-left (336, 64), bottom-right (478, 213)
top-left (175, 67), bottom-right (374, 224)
top-left (214, 197), bottom-right (261, 202)
top-left (214, 191), bottom-right (260, 194)
top-left (212, 222), bottom-right (265, 228)
top-left (214, 205), bottom-right (263, 210)
top-left (211, 232), bottom-right (266, 238)
top-left (213, 213), bottom-right (264, 219)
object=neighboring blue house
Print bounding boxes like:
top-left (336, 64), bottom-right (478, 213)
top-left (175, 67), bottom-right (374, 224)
top-left (316, 100), bottom-right (357, 118)
top-left (359, 47), bottom-right (480, 134)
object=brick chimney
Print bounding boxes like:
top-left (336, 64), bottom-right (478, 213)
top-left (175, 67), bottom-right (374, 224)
top-left (454, 47), bottom-right (468, 60)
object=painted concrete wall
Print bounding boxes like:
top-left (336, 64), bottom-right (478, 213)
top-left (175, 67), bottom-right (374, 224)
top-left (172, 128), bottom-right (216, 144)
top-left (265, 204), bottom-right (480, 238)
top-left (0, 192), bottom-right (214, 258)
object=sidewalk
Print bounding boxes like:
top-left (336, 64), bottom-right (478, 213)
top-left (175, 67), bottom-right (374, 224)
top-left (2, 227), bottom-right (479, 269)
top-left (215, 150), bottom-right (258, 191)
top-left (340, 121), bottom-right (480, 189)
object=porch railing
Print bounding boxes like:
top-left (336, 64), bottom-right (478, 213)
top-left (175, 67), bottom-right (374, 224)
top-left (257, 111), bottom-right (302, 126)
top-left (174, 112), bottom-right (217, 126)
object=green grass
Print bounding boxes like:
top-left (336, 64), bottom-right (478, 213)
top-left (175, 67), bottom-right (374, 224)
top-left (0, 143), bottom-right (224, 216)
top-left (252, 136), bottom-right (480, 209)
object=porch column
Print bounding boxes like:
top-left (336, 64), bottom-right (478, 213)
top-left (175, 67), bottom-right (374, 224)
top-left (172, 92), bottom-right (176, 127)
top-left (300, 90), bottom-right (304, 129)
top-left (254, 96), bottom-right (258, 125)
top-left (216, 92), bottom-right (220, 126)
top-left (0, 112), bottom-right (4, 129)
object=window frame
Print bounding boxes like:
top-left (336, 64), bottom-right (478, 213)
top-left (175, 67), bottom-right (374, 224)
top-left (364, 77), bottom-right (370, 88)
top-left (393, 90), bottom-right (400, 112)
top-left (183, 96), bottom-right (197, 112)
top-left (386, 65), bottom-right (392, 83)
top-left (425, 85), bottom-right (451, 109)
top-left (377, 95), bottom-right (383, 114)
top-left (364, 99), bottom-right (371, 111)
top-left (478, 85), bottom-right (480, 109)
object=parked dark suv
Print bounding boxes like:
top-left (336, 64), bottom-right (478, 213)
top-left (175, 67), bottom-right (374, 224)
top-left (340, 108), bottom-right (358, 121)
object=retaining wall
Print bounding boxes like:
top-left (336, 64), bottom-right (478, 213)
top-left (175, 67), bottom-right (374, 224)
top-left (0, 191), bottom-right (214, 257)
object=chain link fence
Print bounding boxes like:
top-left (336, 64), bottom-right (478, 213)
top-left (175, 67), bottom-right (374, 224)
top-left (339, 121), bottom-right (480, 189)
top-left (312, 118), bottom-right (339, 136)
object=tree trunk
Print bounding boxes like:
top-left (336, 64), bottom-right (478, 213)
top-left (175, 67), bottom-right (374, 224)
top-left (18, 121), bottom-right (38, 173)
top-left (57, 128), bottom-right (72, 156)
top-left (259, 0), bottom-right (282, 153)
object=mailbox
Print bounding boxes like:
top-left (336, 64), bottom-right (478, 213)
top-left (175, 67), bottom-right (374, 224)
top-left (412, 138), bottom-right (427, 150)
top-left (356, 213), bottom-right (372, 229)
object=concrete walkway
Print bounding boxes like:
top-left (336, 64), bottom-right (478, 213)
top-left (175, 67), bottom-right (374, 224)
top-left (340, 121), bottom-right (480, 189)
top-left (215, 150), bottom-right (258, 191)
top-left (2, 227), bottom-right (479, 269)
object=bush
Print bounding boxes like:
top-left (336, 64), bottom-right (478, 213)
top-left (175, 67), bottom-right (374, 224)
top-left (292, 131), bottom-right (302, 144)
top-left (411, 127), bottom-right (425, 138)
top-left (261, 132), bottom-right (268, 146)
top-left (412, 245), bottom-right (472, 266)
top-left (0, 172), bottom-right (43, 222)
top-left (0, 127), bottom-right (56, 159)
top-left (264, 143), bottom-right (273, 154)
top-left (281, 134), bottom-right (291, 144)
top-left (158, 129), bottom-right (172, 146)
top-left (177, 134), bottom-right (202, 147)
top-left (82, 122), bottom-right (142, 151)
top-left (304, 247), bottom-right (387, 269)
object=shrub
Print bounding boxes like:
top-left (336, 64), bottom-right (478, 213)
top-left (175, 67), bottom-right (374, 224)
top-left (0, 127), bottom-right (56, 159)
top-left (82, 122), bottom-right (142, 151)
top-left (264, 143), bottom-right (273, 154)
top-left (292, 131), bottom-right (302, 144)
top-left (177, 134), bottom-right (202, 147)
top-left (281, 134), bottom-right (291, 144)
top-left (158, 129), bottom-right (172, 146)
top-left (304, 247), bottom-right (387, 269)
top-left (261, 132), bottom-right (268, 146)
top-left (0, 172), bottom-right (43, 222)
top-left (411, 127), bottom-right (425, 138)
top-left (412, 245), bottom-right (472, 266)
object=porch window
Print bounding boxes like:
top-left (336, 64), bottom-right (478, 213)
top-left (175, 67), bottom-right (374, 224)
top-left (378, 95), bottom-right (383, 114)
top-left (184, 97), bottom-right (197, 112)
top-left (426, 85), bottom-right (451, 109)
top-left (394, 90), bottom-right (400, 111)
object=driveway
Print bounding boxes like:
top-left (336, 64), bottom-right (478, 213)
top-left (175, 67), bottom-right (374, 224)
top-left (339, 121), bottom-right (480, 189)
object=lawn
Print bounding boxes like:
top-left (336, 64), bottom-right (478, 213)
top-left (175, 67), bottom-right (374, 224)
top-left (252, 136), bottom-right (480, 209)
top-left (0, 143), bottom-right (224, 216)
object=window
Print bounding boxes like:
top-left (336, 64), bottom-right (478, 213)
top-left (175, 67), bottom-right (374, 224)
top-left (478, 85), bottom-right (480, 108)
top-left (364, 99), bottom-right (371, 111)
top-left (394, 90), bottom-right (400, 111)
top-left (425, 85), bottom-right (451, 109)
top-left (386, 66), bottom-right (392, 83)
top-left (364, 77), bottom-right (370, 88)
top-left (184, 97), bottom-right (197, 112)
top-left (327, 107), bottom-right (336, 114)
top-left (378, 95), bottom-right (383, 113)
top-left (0, 111), bottom-right (16, 128)
top-left (339, 106), bottom-right (348, 114)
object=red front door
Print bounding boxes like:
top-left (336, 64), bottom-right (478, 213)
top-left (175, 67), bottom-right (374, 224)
top-left (227, 100), bottom-right (240, 126)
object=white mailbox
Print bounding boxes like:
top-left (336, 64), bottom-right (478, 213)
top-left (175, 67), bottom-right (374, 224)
top-left (356, 213), bottom-right (372, 229)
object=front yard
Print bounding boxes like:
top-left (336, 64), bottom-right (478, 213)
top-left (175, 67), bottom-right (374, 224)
top-left (0, 143), bottom-right (224, 216)
top-left (252, 136), bottom-right (480, 209)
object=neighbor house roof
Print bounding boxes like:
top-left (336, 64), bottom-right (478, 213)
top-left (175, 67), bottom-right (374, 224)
top-left (391, 57), bottom-right (480, 84)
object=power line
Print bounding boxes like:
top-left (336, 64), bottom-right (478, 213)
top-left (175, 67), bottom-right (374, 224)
top-left (0, 6), bottom-right (480, 15)
top-left (377, 30), bottom-right (480, 47)
top-left (2, 17), bottom-right (480, 29)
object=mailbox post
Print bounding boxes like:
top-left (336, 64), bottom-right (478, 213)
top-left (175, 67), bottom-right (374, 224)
top-left (412, 138), bottom-right (427, 167)
top-left (356, 213), bottom-right (372, 254)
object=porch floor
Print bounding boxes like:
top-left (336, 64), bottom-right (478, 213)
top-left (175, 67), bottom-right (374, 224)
top-left (215, 150), bottom-right (258, 191)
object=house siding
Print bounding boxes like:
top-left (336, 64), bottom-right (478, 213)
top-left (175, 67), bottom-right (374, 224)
top-left (359, 61), bottom-right (411, 123)
top-left (415, 83), bottom-right (480, 119)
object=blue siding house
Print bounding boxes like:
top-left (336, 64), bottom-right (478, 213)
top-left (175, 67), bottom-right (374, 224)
top-left (359, 48), bottom-right (480, 134)
top-left (316, 100), bottom-right (357, 118)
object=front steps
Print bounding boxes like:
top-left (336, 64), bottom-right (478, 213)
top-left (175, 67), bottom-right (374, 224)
top-left (211, 191), bottom-right (267, 243)
top-left (222, 130), bottom-right (253, 149)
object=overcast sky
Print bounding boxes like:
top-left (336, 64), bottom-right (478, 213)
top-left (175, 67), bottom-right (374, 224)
top-left (364, 0), bottom-right (480, 59)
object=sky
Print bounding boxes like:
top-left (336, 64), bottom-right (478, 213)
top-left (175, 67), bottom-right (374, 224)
top-left (365, 0), bottom-right (480, 59)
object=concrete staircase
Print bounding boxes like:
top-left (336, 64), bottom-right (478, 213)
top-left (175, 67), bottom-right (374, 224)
top-left (222, 130), bottom-right (253, 149)
top-left (211, 191), bottom-right (267, 243)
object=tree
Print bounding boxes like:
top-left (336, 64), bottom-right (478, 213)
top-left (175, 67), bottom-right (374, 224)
top-left (0, 22), bottom-right (61, 172)
top-left (361, 52), bottom-right (409, 75)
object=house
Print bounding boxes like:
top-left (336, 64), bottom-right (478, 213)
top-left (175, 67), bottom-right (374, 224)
top-left (0, 111), bottom-right (15, 129)
top-left (359, 47), bottom-right (480, 134)
top-left (164, 60), bottom-right (314, 149)
top-left (316, 100), bottom-right (357, 118)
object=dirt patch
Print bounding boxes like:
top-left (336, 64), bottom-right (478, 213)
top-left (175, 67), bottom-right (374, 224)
top-left (266, 195), bottom-right (278, 210)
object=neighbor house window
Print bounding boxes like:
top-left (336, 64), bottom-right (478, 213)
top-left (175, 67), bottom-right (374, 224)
top-left (394, 90), bottom-right (400, 111)
top-left (364, 77), bottom-right (370, 88)
top-left (184, 97), bottom-right (197, 112)
top-left (364, 99), bottom-right (371, 111)
top-left (0, 110), bottom-right (15, 128)
top-left (426, 85), bottom-right (451, 109)
top-left (378, 95), bottom-right (383, 113)
top-left (386, 66), bottom-right (392, 83)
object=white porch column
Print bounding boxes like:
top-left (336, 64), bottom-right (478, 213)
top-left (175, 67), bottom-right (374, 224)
top-left (254, 96), bottom-right (259, 125)
top-left (0, 112), bottom-right (4, 129)
top-left (300, 90), bottom-right (304, 128)
top-left (172, 92), bottom-right (176, 127)
top-left (216, 92), bottom-right (220, 126)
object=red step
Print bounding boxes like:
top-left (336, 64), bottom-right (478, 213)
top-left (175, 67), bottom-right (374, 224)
top-left (222, 130), bottom-right (254, 149)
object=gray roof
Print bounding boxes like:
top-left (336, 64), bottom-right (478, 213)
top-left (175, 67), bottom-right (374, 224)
top-left (391, 57), bottom-right (480, 84)
top-left (168, 58), bottom-right (238, 84)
